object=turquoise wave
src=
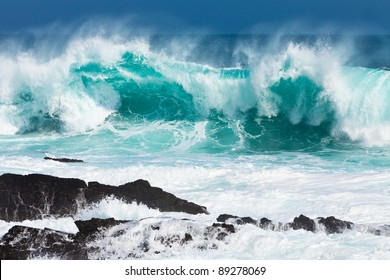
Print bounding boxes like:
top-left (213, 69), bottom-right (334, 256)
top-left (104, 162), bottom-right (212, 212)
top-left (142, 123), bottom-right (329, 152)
top-left (1, 37), bottom-right (390, 153)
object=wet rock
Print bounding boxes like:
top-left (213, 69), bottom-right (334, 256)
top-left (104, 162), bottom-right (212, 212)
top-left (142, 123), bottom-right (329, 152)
top-left (181, 233), bottom-right (193, 244)
top-left (291, 215), bottom-right (316, 232)
top-left (0, 226), bottom-right (87, 260)
top-left (156, 235), bottom-right (182, 247)
top-left (75, 218), bottom-right (128, 234)
top-left (0, 218), bottom-right (237, 259)
top-left (259, 217), bottom-right (273, 227)
top-left (212, 223), bottom-right (236, 234)
top-left (0, 218), bottom-right (130, 259)
top-left (44, 157), bottom-right (84, 163)
top-left (117, 180), bottom-right (208, 215)
top-left (204, 223), bottom-right (236, 242)
top-left (317, 216), bottom-right (353, 234)
top-left (216, 214), bottom-right (238, 223)
top-left (0, 173), bottom-right (87, 221)
top-left (74, 218), bottom-right (129, 241)
top-left (217, 214), bottom-right (256, 225)
top-left (240, 217), bottom-right (257, 225)
top-left (0, 215), bottom-right (371, 260)
top-left (0, 173), bottom-right (208, 221)
top-left (216, 214), bottom-right (354, 234)
top-left (259, 218), bottom-right (283, 231)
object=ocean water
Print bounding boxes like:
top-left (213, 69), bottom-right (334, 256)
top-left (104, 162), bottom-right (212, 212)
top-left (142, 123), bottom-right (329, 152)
top-left (1, 33), bottom-right (390, 259)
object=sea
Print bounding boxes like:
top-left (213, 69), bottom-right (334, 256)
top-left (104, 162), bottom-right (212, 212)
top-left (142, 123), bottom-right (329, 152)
top-left (1, 32), bottom-right (390, 259)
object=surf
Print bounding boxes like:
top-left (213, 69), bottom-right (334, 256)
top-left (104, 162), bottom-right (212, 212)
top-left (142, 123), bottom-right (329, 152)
top-left (1, 34), bottom-right (390, 152)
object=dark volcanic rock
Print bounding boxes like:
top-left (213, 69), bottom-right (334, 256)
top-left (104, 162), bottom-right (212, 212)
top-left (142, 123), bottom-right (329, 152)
top-left (240, 217), bottom-right (257, 225)
top-left (0, 173), bottom-right (208, 222)
top-left (259, 217), bottom-right (273, 227)
top-left (86, 180), bottom-right (208, 215)
top-left (291, 215), bottom-right (316, 232)
top-left (0, 226), bottom-right (87, 260)
top-left (0, 218), bottom-right (128, 259)
top-left (217, 214), bottom-right (256, 225)
top-left (119, 180), bottom-right (207, 214)
top-left (217, 214), bottom-right (238, 223)
top-left (0, 173), bottom-right (87, 221)
top-left (212, 223), bottom-right (235, 233)
top-left (317, 216), bottom-right (353, 234)
top-left (44, 157), bottom-right (84, 163)
top-left (0, 215), bottom-right (379, 260)
top-left (216, 214), bottom-right (354, 234)
top-left (0, 218), bottom-right (238, 259)
top-left (74, 218), bottom-right (129, 241)
top-left (75, 218), bottom-right (128, 234)
top-left (258, 217), bottom-right (283, 231)
top-left (205, 223), bottom-right (236, 242)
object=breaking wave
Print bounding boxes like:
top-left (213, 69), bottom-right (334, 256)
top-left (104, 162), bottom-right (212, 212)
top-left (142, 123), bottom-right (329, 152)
top-left (1, 34), bottom-right (390, 152)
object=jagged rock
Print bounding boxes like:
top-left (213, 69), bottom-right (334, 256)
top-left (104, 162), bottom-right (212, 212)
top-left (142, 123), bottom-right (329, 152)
top-left (216, 214), bottom-right (354, 234)
top-left (156, 235), bottom-right (182, 247)
top-left (0, 173), bottom-right (208, 221)
top-left (240, 217), bottom-right (257, 225)
top-left (259, 217), bottom-right (273, 227)
top-left (291, 215), bottom-right (316, 232)
top-left (0, 226), bottom-right (87, 260)
top-left (259, 217), bottom-right (284, 231)
top-left (0, 218), bottom-right (128, 259)
top-left (317, 216), bottom-right (353, 234)
top-left (75, 218), bottom-right (128, 234)
top-left (217, 214), bottom-right (256, 225)
top-left (212, 223), bottom-right (235, 233)
top-left (217, 214), bottom-right (237, 222)
top-left (74, 218), bottom-right (129, 241)
top-left (44, 157), bottom-right (84, 163)
top-left (85, 180), bottom-right (208, 215)
top-left (0, 173), bottom-right (87, 221)
top-left (0, 214), bottom-right (381, 260)
top-left (0, 216), bottom-right (241, 259)
top-left (182, 233), bottom-right (193, 244)
top-left (204, 223), bottom-right (236, 242)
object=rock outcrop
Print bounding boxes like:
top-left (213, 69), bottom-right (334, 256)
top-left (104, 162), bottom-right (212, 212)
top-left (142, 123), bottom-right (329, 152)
top-left (217, 214), bottom-right (353, 234)
top-left (0, 218), bottom-right (235, 260)
top-left (44, 157), bottom-right (84, 163)
top-left (0, 173), bottom-right (208, 221)
top-left (0, 214), bottom-right (388, 260)
top-left (0, 218), bottom-right (127, 260)
top-left (0, 225), bottom-right (87, 260)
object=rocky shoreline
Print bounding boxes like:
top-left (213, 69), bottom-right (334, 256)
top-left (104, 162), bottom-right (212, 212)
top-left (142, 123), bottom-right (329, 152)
top-left (0, 173), bottom-right (389, 259)
top-left (0, 173), bottom-right (208, 222)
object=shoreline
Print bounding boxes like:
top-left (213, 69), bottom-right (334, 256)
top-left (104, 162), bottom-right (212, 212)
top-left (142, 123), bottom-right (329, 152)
top-left (1, 172), bottom-right (389, 259)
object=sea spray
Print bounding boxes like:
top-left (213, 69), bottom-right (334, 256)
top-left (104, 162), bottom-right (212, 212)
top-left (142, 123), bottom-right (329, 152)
top-left (2, 33), bottom-right (390, 259)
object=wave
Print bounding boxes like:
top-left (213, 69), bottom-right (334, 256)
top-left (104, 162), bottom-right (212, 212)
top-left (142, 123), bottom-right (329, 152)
top-left (1, 35), bottom-right (390, 151)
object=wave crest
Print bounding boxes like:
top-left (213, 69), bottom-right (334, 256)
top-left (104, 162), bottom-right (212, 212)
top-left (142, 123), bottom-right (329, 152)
top-left (1, 35), bottom-right (390, 150)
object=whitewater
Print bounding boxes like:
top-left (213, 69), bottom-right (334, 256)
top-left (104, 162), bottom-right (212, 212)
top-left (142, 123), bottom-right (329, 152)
top-left (1, 33), bottom-right (390, 259)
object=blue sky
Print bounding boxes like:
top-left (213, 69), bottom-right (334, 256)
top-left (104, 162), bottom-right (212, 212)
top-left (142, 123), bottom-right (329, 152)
top-left (0, 0), bottom-right (389, 33)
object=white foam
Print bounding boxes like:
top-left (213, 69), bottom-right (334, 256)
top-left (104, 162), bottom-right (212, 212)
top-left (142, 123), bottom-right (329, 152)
top-left (0, 217), bottom-right (78, 239)
top-left (2, 153), bottom-right (390, 259)
top-left (3, 153), bottom-right (390, 224)
top-left (248, 42), bottom-right (390, 146)
top-left (2, 34), bottom-right (390, 147)
top-left (79, 218), bottom-right (390, 260)
top-left (76, 197), bottom-right (163, 221)
top-left (330, 68), bottom-right (390, 146)
top-left (0, 36), bottom-right (151, 135)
